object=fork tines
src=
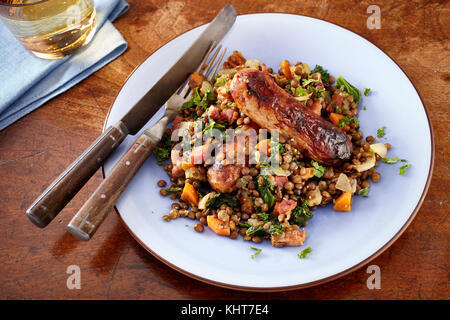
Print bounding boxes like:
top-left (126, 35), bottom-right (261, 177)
top-left (180, 43), bottom-right (227, 99)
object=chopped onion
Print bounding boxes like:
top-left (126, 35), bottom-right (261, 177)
top-left (198, 192), bottom-right (217, 210)
top-left (200, 80), bottom-right (213, 94)
top-left (354, 153), bottom-right (376, 172)
top-left (244, 60), bottom-right (260, 70)
top-left (336, 173), bottom-right (352, 193)
top-left (307, 188), bottom-right (322, 206)
top-left (370, 143), bottom-right (388, 158)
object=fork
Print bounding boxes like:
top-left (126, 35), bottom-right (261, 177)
top-left (67, 44), bottom-right (227, 241)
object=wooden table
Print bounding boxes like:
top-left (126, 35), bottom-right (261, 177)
top-left (0, 0), bottom-right (448, 299)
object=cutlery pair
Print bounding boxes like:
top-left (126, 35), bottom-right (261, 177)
top-left (26, 5), bottom-right (236, 240)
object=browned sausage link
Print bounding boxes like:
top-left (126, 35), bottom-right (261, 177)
top-left (230, 69), bottom-right (353, 166)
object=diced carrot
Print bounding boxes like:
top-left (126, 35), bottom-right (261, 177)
top-left (181, 162), bottom-right (195, 171)
top-left (333, 192), bottom-right (352, 212)
top-left (180, 182), bottom-right (199, 206)
top-left (329, 113), bottom-right (350, 131)
top-left (280, 60), bottom-right (293, 79)
top-left (256, 139), bottom-right (271, 155)
top-left (261, 63), bottom-right (268, 72)
top-left (226, 51), bottom-right (246, 68)
top-left (206, 215), bottom-right (230, 236)
top-left (188, 72), bottom-right (206, 89)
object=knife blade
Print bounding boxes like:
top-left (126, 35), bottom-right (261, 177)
top-left (26, 4), bottom-right (237, 228)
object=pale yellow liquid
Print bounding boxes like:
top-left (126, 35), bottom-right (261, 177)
top-left (0, 0), bottom-right (97, 59)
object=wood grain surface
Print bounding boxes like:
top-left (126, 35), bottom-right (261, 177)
top-left (0, 0), bottom-right (448, 299)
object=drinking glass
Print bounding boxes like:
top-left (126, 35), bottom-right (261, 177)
top-left (0, 0), bottom-right (97, 59)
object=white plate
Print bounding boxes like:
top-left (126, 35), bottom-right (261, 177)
top-left (104, 14), bottom-right (434, 291)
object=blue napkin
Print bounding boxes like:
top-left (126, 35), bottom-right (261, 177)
top-left (0, 0), bottom-right (129, 131)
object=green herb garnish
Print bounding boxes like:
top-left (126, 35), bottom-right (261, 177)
top-left (399, 164), bottom-right (412, 175)
top-left (311, 160), bottom-right (326, 178)
top-left (364, 88), bottom-right (371, 96)
top-left (165, 187), bottom-right (181, 193)
top-left (337, 117), bottom-right (359, 129)
top-left (358, 187), bottom-right (370, 197)
top-left (182, 87), bottom-right (215, 111)
top-left (298, 247), bottom-right (312, 259)
top-left (301, 78), bottom-right (319, 87)
top-left (382, 157), bottom-right (407, 164)
top-left (251, 247), bottom-right (262, 259)
top-left (336, 75), bottom-right (362, 103)
top-left (377, 126), bottom-right (387, 138)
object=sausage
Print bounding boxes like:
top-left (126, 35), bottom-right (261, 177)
top-left (207, 163), bottom-right (242, 193)
top-left (230, 69), bottom-right (353, 166)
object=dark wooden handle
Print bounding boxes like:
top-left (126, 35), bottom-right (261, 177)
top-left (26, 121), bottom-right (128, 228)
top-left (67, 134), bottom-right (156, 241)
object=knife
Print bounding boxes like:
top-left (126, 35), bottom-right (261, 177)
top-left (26, 4), bottom-right (237, 228)
top-left (67, 45), bottom-right (227, 241)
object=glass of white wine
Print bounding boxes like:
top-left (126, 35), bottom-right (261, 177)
top-left (0, 0), bottom-right (97, 59)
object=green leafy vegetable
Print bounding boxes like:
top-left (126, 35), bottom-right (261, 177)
top-left (182, 87), bottom-right (215, 111)
top-left (257, 175), bottom-right (276, 208)
top-left (251, 247), bottom-right (262, 259)
top-left (246, 226), bottom-right (266, 236)
top-left (364, 88), bottom-right (371, 96)
top-left (268, 223), bottom-right (284, 236)
top-left (311, 160), bottom-right (326, 178)
top-left (377, 126), bottom-right (387, 138)
top-left (336, 75), bottom-right (362, 103)
top-left (165, 187), bottom-right (181, 193)
top-left (358, 187), bottom-right (369, 197)
top-left (214, 78), bottom-right (226, 87)
top-left (291, 200), bottom-right (314, 226)
top-left (399, 164), bottom-right (411, 175)
top-left (312, 65), bottom-right (330, 83)
top-left (206, 193), bottom-right (238, 209)
top-left (154, 131), bottom-right (173, 165)
top-left (297, 247), bottom-right (312, 259)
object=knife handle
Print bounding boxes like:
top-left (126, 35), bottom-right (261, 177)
top-left (67, 133), bottom-right (156, 241)
top-left (26, 121), bottom-right (129, 228)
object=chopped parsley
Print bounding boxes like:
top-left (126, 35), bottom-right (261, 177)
top-left (301, 78), bottom-right (319, 87)
top-left (364, 88), bottom-right (371, 96)
top-left (311, 160), bottom-right (326, 178)
top-left (382, 157), bottom-right (407, 164)
top-left (246, 226), bottom-right (266, 236)
top-left (251, 247), bottom-right (262, 259)
top-left (298, 247), bottom-right (312, 259)
top-left (399, 163), bottom-right (412, 175)
top-left (337, 117), bottom-right (359, 129)
top-left (312, 65), bottom-right (330, 83)
top-left (336, 75), bottom-right (362, 103)
top-left (214, 78), bottom-right (227, 87)
top-left (377, 126), bottom-right (387, 138)
top-left (358, 187), bottom-right (370, 197)
top-left (295, 87), bottom-right (308, 97)
top-left (363, 106), bottom-right (367, 110)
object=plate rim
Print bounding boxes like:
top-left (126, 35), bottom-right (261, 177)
top-left (102, 12), bottom-right (435, 292)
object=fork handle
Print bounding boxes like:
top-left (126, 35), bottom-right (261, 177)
top-left (67, 133), bottom-right (156, 241)
top-left (26, 121), bottom-right (129, 228)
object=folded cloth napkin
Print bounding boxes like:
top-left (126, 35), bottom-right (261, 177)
top-left (0, 0), bottom-right (129, 131)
